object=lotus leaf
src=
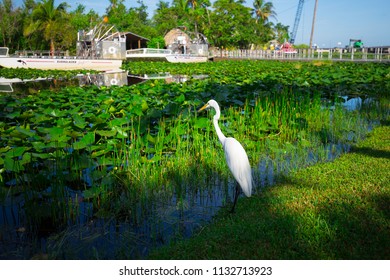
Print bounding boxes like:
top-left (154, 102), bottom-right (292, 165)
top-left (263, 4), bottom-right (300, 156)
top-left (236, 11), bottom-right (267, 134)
top-left (73, 132), bottom-right (95, 150)
top-left (73, 114), bottom-right (87, 129)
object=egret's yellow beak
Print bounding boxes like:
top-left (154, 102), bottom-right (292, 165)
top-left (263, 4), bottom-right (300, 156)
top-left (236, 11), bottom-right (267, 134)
top-left (198, 103), bottom-right (209, 113)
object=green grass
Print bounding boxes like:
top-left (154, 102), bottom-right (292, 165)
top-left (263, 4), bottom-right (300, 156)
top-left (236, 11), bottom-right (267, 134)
top-left (149, 125), bottom-right (390, 259)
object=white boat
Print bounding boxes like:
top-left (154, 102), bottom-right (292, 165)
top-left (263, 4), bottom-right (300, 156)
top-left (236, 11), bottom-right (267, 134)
top-left (126, 48), bottom-right (208, 63)
top-left (0, 48), bottom-right (122, 71)
top-left (126, 27), bottom-right (209, 63)
top-left (0, 21), bottom-right (125, 71)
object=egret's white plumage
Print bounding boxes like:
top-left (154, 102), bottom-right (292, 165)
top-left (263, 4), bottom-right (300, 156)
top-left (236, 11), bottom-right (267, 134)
top-left (223, 137), bottom-right (252, 197)
top-left (198, 99), bottom-right (252, 211)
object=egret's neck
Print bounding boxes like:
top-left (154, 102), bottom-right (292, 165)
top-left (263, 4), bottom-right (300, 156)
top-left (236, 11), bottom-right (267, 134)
top-left (213, 113), bottom-right (226, 145)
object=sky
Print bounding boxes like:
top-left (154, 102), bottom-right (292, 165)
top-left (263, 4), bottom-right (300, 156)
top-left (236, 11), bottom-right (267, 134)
top-left (12, 0), bottom-right (390, 47)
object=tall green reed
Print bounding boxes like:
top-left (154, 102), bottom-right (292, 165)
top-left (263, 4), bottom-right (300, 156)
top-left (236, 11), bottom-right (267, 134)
top-left (83, 89), bottom-right (388, 219)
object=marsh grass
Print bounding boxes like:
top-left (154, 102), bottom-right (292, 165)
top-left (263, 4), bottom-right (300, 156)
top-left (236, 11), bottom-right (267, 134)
top-left (0, 89), bottom-right (384, 224)
top-left (149, 125), bottom-right (390, 259)
top-left (99, 90), bottom-right (383, 222)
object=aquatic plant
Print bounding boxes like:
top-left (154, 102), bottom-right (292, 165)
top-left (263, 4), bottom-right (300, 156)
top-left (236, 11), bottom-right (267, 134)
top-left (0, 60), bottom-right (389, 259)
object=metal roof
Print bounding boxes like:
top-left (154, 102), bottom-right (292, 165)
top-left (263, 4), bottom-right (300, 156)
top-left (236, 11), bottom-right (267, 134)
top-left (120, 32), bottom-right (149, 42)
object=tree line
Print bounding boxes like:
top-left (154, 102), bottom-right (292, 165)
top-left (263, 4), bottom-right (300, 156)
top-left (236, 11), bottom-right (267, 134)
top-left (0, 0), bottom-right (290, 54)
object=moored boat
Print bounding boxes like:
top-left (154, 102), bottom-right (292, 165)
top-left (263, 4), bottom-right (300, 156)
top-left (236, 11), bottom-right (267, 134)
top-left (126, 27), bottom-right (209, 63)
top-left (0, 48), bottom-right (122, 71)
top-left (0, 21), bottom-right (125, 71)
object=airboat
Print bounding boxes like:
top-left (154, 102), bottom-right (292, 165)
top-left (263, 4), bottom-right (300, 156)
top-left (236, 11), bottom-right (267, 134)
top-left (0, 21), bottom-right (125, 71)
top-left (126, 27), bottom-right (209, 63)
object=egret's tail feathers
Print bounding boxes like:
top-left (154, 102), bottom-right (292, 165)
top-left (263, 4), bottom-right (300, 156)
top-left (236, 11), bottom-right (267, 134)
top-left (242, 184), bottom-right (252, 197)
top-left (240, 176), bottom-right (252, 197)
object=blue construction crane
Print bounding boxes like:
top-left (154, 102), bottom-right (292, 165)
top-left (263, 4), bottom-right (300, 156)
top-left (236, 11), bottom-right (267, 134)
top-left (289, 0), bottom-right (305, 44)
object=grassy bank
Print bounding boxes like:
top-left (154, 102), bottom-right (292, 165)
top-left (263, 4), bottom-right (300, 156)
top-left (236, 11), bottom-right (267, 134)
top-left (150, 125), bottom-right (390, 259)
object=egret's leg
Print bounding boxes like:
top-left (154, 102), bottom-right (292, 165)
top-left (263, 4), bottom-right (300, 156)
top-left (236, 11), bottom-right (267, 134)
top-left (230, 183), bottom-right (240, 213)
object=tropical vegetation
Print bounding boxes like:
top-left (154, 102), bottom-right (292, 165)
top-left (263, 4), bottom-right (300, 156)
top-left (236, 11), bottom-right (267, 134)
top-left (0, 0), bottom-right (288, 53)
top-left (23, 0), bottom-right (69, 55)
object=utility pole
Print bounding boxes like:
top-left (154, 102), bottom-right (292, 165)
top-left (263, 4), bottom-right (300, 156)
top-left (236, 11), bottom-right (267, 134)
top-left (309, 0), bottom-right (318, 48)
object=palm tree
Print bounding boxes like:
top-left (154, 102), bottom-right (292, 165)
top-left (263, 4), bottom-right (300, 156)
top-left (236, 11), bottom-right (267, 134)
top-left (253, 0), bottom-right (277, 24)
top-left (274, 22), bottom-right (289, 42)
top-left (173, 0), bottom-right (190, 13)
top-left (24, 0), bottom-right (68, 55)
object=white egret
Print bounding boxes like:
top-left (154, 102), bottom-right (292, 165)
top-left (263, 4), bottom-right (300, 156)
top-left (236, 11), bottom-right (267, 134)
top-left (198, 99), bottom-right (252, 213)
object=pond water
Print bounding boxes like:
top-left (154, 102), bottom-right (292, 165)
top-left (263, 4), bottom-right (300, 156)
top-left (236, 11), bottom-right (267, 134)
top-left (0, 72), bottom-right (209, 93)
top-left (0, 75), bottom-right (387, 259)
top-left (0, 71), bottom-right (130, 93)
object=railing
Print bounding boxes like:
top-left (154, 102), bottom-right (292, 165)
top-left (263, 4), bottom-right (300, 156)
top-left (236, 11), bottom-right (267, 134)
top-left (10, 49), bottom-right (115, 60)
top-left (14, 50), bottom-right (68, 57)
top-left (212, 47), bottom-right (390, 61)
top-left (126, 48), bottom-right (172, 55)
